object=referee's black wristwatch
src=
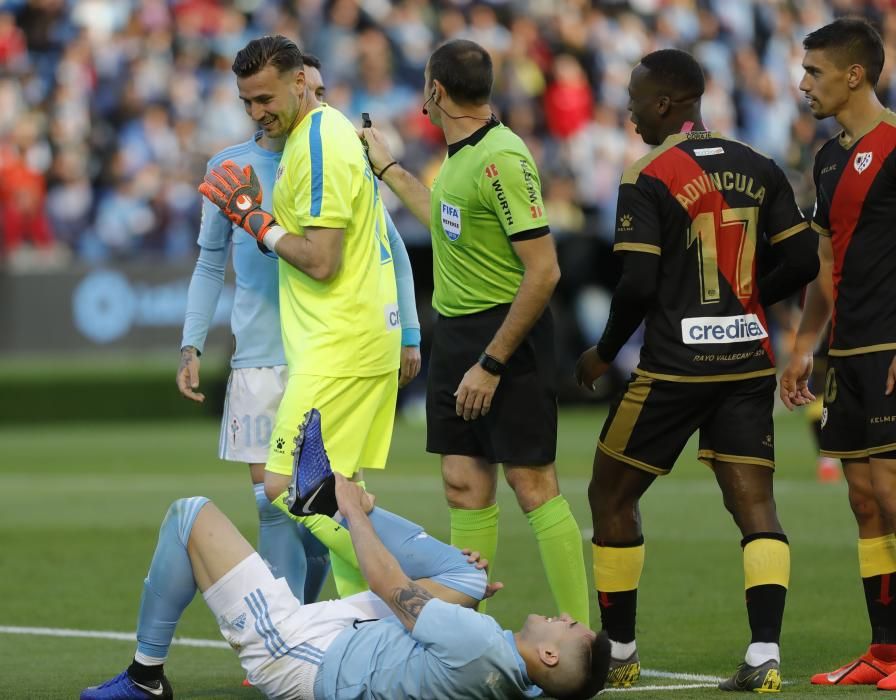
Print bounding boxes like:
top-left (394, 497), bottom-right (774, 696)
top-left (478, 352), bottom-right (507, 376)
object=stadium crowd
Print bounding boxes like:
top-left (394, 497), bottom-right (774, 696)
top-left (0, 0), bottom-right (889, 360)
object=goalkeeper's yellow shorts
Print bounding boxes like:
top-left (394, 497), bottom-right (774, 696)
top-left (265, 371), bottom-right (397, 477)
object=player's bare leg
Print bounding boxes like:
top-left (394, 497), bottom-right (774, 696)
top-left (833, 458), bottom-right (896, 689)
top-left (589, 451), bottom-right (655, 687)
top-left (845, 460), bottom-right (887, 538)
top-left (868, 457), bottom-right (896, 533)
top-left (504, 462), bottom-right (590, 625)
top-left (812, 460), bottom-right (896, 686)
top-left (714, 461), bottom-right (786, 692)
top-left (187, 502), bottom-right (255, 591)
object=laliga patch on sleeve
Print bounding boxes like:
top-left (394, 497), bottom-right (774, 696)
top-left (440, 200), bottom-right (461, 241)
top-left (384, 303), bottom-right (401, 330)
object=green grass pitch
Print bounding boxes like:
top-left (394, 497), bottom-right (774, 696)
top-left (0, 408), bottom-right (883, 698)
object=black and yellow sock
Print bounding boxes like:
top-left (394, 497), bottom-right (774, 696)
top-left (742, 533), bottom-right (790, 644)
top-left (859, 535), bottom-right (896, 644)
top-left (593, 537), bottom-right (645, 644)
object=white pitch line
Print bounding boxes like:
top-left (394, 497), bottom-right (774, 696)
top-left (604, 683), bottom-right (719, 693)
top-left (641, 669), bottom-right (725, 683)
top-left (0, 625), bottom-right (229, 649)
top-left (0, 625), bottom-right (727, 691)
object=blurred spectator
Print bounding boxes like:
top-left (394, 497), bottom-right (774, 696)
top-left (45, 145), bottom-right (93, 250)
top-left (0, 10), bottom-right (28, 71)
top-left (4, 0), bottom-right (888, 384)
top-left (0, 139), bottom-right (67, 270)
top-left (543, 53), bottom-right (593, 140)
top-left (349, 26), bottom-right (416, 121)
top-left (8, 0), bottom-right (857, 265)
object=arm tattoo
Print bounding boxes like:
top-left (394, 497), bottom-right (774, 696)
top-left (390, 581), bottom-right (433, 628)
top-left (179, 346), bottom-right (198, 369)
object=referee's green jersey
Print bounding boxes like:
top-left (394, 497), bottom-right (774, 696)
top-left (430, 121), bottom-right (550, 317)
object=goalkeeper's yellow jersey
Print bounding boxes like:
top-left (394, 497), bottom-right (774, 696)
top-left (273, 105), bottom-right (400, 377)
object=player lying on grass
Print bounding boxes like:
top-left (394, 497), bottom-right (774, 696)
top-left (80, 411), bottom-right (609, 700)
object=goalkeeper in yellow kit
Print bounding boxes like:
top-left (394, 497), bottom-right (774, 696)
top-left (200, 35), bottom-right (400, 596)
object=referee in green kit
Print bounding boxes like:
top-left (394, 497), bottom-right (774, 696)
top-left (361, 38), bottom-right (588, 623)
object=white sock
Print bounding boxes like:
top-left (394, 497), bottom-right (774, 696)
top-left (610, 639), bottom-right (637, 660)
top-left (133, 651), bottom-right (166, 666)
top-left (745, 642), bottom-right (779, 666)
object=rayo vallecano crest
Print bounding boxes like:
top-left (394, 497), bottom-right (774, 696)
top-left (854, 151), bottom-right (873, 174)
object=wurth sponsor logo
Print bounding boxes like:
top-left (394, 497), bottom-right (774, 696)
top-left (491, 179), bottom-right (513, 226)
top-left (519, 159), bottom-right (539, 205)
top-left (681, 314), bottom-right (768, 344)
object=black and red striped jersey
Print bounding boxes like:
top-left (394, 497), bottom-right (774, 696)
top-left (812, 110), bottom-right (896, 357)
top-left (615, 130), bottom-right (812, 381)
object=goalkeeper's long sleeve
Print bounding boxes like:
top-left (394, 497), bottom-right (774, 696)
top-left (385, 208), bottom-right (421, 347)
top-left (180, 242), bottom-right (229, 354)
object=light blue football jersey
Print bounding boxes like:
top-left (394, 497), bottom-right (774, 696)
top-left (313, 599), bottom-right (542, 699)
top-left (182, 134), bottom-right (420, 368)
top-left (183, 135), bottom-right (285, 368)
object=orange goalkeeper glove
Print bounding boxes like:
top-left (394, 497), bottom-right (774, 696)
top-left (199, 160), bottom-right (281, 244)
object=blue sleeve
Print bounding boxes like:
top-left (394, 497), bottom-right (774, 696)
top-left (411, 599), bottom-right (503, 665)
top-left (181, 242), bottom-right (230, 354)
top-left (384, 207), bottom-right (420, 347)
top-left (198, 160), bottom-right (236, 249)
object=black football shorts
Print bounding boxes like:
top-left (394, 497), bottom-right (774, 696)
top-left (426, 304), bottom-right (557, 465)
top-left (820, 352), bottom-right (896, 459)
top-left (598, 373), bottom-right (776, 474)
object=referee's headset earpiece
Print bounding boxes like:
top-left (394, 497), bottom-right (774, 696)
top-left (422, 89), bottom-right (437, 116)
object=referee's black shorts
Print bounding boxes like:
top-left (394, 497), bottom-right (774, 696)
top-left (426, 303), bottom-right (557, 465)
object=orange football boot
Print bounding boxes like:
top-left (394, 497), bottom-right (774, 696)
top-left (811, 646), bottom-right (896, 685)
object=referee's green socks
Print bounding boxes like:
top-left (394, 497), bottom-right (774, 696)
top-left (526, 495), bottom-right (590, 625)
top-left (450, 504), bottom-right (499, 612)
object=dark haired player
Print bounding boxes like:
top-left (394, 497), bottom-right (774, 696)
top-left (80, 415), bottom-right (609, 700)
top-left (179, 52), bottom-right (421, 606)
top-left (782, 17), bottom-right (896, 689)
top-left (576, 48), bottom-right (818, 691)
top-left (361, 39), bottom-right (589, 624)
top-left (197, 36), bottom-right (405, 598)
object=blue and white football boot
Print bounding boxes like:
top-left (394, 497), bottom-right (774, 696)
top-left (285, 408), bottom-right (338, 518)
top-left (80, 669), bottom-right (172, 700)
